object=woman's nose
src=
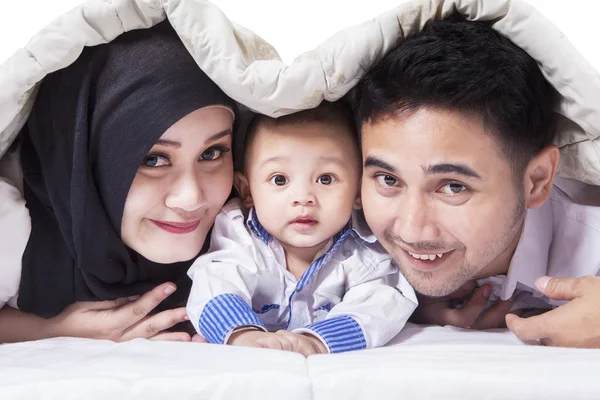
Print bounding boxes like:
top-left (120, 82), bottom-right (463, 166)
top-left (164, 170), bottom-right (206, 212)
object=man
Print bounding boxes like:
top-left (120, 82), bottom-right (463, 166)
top-left (355, 15), bottom-right (600, 347)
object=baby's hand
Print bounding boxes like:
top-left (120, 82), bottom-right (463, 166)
top-left (228, 328), bottom-right (327, 356)
top-left (270, 330), bottom-right (328, 356)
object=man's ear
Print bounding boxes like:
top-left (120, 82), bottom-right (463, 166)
top-left (233, 171), bottom-right (254, 208)
top-left (524, 145), bottom-right (560, 209)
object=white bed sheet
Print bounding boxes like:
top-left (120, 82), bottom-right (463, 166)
top-left (1, 324), bottom-right (598, 399)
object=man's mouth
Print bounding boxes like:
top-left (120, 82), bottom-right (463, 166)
top-left (402, 249), bottom-right (455, 271)
top-left (407, 251), bottom-right (448, 261)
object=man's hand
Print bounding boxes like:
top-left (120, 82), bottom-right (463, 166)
top-left (228, 328), bottom-right (327, 356)
top-left (49, 282), bottom-right (192, 342)
top-left (506, 275), bottom-right (600, 348)
top-left (412, 280), bottom-right (514, 330)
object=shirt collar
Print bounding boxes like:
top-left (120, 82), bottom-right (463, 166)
top-left (246, 207), bottom-right (272, 245)
top-left (351, 210), bottom-right (378, 243)
top-left (499, 198), bottom-right (554, 300)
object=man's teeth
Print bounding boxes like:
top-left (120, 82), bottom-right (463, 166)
top-left (408, 252), bottom-right (444, 261)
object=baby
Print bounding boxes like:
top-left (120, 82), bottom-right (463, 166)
top-left (187, 102), bottom-right (417, 355)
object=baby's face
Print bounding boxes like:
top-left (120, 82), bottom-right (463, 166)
top-left (244, 121), bottom-right (361, 252)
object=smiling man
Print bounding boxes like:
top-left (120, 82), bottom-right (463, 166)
top-left (355, 16), bottom-right (600, 347)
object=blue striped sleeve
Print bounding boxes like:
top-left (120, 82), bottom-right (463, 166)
top-left (303, 315), bottom-right (367, 353)
top-left (199, 293), bottom-right (265, 344)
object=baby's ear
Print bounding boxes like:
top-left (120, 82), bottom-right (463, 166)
top-left (233, 172), bottom-right (254, 208)
top-left (353, 195), bottom-right (362, 210)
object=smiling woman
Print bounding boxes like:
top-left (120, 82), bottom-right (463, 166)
top-left (0, 21), bottom-right (237, 343)
top-left (122, 108), bottom-right (234, 264)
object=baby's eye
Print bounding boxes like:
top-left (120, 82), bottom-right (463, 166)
top-left (375, 174), bottom-right (398, 187)
top-left (270, 174), bottom-right (288, 186)
top-left (142, 154), bottom-right (170, 168)
top-left (439, 182), bottom-right (468, 195)
top-left (317, 174), bottom-right (336, 185)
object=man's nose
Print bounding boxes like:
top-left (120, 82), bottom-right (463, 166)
top-left (395, 193), bottom-right (440, 244)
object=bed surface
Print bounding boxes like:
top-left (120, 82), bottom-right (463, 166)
top-left (2, 323), bottom-right (598, 399)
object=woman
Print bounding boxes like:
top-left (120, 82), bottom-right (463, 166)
top-left (0, 21), bottom-right (236, 343)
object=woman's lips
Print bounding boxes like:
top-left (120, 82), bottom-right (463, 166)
top-left (151, 219), bottom-right (200, 234)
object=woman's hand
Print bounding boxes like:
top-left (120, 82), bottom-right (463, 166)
top-left (48, 282), bottom-right (192, 342)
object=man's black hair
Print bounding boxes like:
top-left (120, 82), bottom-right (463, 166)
top-left (355, 15), bottom-right (558, 174)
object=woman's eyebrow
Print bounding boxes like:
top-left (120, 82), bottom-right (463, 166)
top-left (155, 139), bottom-right (181, 148)
top-left (205, 128), bottom-right (232, 144)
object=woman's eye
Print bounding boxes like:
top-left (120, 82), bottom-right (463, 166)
top-left (375, 174), bottom-right (398, 187)
top-left (199, 145), bottom-right (231, 161)
top-left (270, 175), bottom-right (288, 186)
top-left (141, 154), bottom-right (170, 168)
top-left (317, 174), bottom-right (336, 185)
top-left (440, 182), bottom-right (467, 195)
top-left (200, 148), bottom-right (220, 161)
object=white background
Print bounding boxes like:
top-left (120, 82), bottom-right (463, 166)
top-left (0, 0), bottom-right (598, 69)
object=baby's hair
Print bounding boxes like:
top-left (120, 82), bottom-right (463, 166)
top-left (241, 101), bottom-right (358, 171)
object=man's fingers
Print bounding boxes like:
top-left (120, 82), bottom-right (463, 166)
top-left (506, 312), bottom-right (552, 341)
top-left (149, 332), bottom-right (192, 342)
top-left (118, 283), bottom-right (177, 324)
top-left (121, 307), bottom-right (188, 340)
top-left (536, 276), bottom-right (592, 301)
top-left (471, 298), bottom-right (514, 330)
top-left (447, 280), bottom-right (478, 300)
top-left (445, 285), bottom-right (491, 328)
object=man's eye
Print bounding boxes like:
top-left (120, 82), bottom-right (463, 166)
top-left (270, 175), bottom-right (288, 186)
top-left (440, 182), bottom-right (467, 195)
top-left (141, 154), bottom-right (170, 168)
top-left (375, 174), bottom-right (398, 187)
top-left (317, 174), bottom-right (336, 185)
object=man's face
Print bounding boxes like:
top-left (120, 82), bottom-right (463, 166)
top-left (361, 108), bottom-right (526, 297)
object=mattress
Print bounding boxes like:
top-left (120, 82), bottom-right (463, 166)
top-left (1, 323), bottom-right (598, 399)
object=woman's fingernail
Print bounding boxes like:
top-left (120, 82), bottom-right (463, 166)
top-left (164, 284), bottom-right (176, 295)
top-left (184, 315), bottom-right (190, 321)
top-left (535, 276), bottom-right (551, 291)
top-left (128, 295), bottom-right (140, 301)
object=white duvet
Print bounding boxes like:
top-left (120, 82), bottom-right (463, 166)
top-left (1, 0), bottom-right (600, 184)
top-left (2, 325), bottom-right (599, 399)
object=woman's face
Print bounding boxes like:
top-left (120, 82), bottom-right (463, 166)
top-left (121, 107), bottom-right (234, 263)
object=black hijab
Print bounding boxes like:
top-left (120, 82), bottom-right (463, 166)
top-left (18, 21), bottom-right (236, 318)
